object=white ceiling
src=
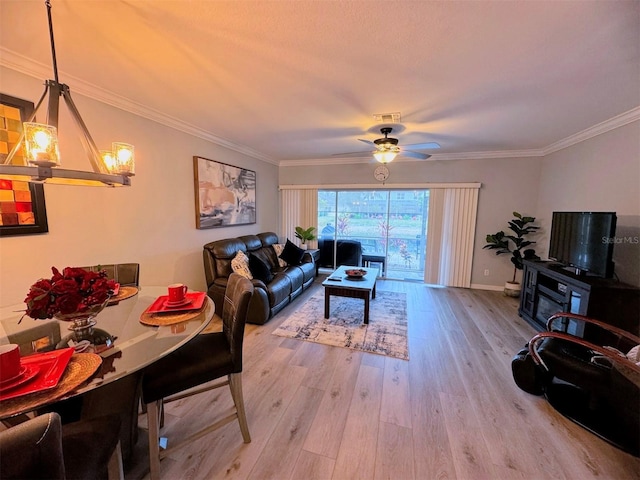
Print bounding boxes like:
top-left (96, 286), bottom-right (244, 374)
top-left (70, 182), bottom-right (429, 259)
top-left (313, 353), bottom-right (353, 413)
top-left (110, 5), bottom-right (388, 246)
top-left (1, 0), bottom-right (639, 165)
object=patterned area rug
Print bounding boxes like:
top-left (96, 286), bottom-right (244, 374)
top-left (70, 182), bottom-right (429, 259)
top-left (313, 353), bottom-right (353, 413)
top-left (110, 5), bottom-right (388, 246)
top-left (272, 291), bottom-right (408, 360)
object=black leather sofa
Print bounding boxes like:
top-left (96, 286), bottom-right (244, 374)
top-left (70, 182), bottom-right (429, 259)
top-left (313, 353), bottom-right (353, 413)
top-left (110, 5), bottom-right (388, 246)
top-left (317, 238), bottom-right (363, 269)
top-left (203, 232), bottom-right (316, 325)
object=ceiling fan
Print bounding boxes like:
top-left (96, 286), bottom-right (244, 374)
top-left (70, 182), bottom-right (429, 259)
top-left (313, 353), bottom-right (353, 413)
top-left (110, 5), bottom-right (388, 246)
top-left (334, 127), bottom-right (440, 163)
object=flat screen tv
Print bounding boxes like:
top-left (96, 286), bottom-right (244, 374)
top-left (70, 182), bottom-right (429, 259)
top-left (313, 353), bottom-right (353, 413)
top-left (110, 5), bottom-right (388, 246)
top-left (548, 211), bottom-right (616, 278)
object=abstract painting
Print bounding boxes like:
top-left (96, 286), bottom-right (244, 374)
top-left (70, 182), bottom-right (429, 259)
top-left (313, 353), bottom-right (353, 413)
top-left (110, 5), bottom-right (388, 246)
top-left (0, 94), bottom-right (48, 236)
top-left (193, 156), bottom-right (256, 229)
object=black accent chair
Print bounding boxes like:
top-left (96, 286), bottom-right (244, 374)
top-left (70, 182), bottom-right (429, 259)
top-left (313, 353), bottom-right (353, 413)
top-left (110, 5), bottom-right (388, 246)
top-left (317, 238), bottom-right (363, 268)
top-left (0, 412), bottom-right (122, 479)
top-left (514, 313), bottom-right (640, 457)
top-left (142, 273), bottom-right (254, 480)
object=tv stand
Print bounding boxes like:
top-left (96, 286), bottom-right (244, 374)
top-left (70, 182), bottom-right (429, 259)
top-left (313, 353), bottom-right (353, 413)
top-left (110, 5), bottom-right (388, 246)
top-left (519, 260), bottom-right (640, 343)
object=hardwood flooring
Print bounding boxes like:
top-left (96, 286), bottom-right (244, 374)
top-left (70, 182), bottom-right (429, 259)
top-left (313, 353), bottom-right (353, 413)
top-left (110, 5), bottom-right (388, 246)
top-left (131, 278), bottom-right (640, 479)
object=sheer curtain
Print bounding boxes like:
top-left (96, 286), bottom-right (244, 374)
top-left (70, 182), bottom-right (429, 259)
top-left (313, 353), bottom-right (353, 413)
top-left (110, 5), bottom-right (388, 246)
top-left (279, 188), bottom-right (318, 248)
top-left (425, 186), bottom-right (480, 287)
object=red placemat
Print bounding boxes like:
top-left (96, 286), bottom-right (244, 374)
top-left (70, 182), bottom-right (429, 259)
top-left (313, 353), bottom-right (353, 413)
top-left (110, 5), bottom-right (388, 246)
top-left (144, 292), bottom-right (206, 314)
top-left (0, 348), bottom-right (75, 402)
top-left (139, 294), bottom-right (211, 327)
top-left (108, 285), bottom-right (138, 305)
top-left (0, 353), bottom-right (101, 418)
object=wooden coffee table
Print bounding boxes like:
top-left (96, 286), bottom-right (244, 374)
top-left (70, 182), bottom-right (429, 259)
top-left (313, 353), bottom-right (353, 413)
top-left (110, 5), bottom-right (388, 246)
top-left (322, 266), bottom-right (378, 324)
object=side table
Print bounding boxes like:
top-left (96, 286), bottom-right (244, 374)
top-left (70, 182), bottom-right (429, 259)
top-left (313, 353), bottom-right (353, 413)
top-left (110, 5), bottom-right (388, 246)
top-left (362, 254), bottom-right (386, 277)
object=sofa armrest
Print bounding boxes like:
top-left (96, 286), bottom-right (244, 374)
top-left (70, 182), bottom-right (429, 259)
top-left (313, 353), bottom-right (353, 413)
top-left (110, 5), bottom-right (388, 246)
top-left (301, 251), bottom-right (314, 264)
top-left (203, 248), bottom-right (216, 288)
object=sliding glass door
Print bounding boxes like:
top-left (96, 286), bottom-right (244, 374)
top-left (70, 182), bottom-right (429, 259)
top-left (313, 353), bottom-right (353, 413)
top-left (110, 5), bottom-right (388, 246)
top-left (318, 189), bottom-right (429, 280)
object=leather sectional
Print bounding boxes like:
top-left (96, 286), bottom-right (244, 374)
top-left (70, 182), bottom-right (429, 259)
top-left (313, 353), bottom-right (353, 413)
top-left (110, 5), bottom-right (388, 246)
top-left (203, 232), bottom-right (316, 324)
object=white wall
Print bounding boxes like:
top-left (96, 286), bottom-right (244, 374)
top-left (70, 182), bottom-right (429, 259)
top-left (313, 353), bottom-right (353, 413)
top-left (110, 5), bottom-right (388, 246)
top-left (3, 64), bottom-right (636, 305)
top-left (279, 156), bottom-right (542, 288)
top-left (0, 67), bottom-right (279, 307)
top-left (536, 121), bottom-right (640, 286)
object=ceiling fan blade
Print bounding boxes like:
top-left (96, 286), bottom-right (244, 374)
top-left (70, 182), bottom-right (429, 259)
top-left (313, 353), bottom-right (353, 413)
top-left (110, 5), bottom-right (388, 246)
top-left (402, 141), bottom-right (441, 150)
top-left (332, 150), bottom-right (372, 157)
top-left (358, 139), bottom-right (376, 146)
top-left (401, 150), bottom-right (431, 160)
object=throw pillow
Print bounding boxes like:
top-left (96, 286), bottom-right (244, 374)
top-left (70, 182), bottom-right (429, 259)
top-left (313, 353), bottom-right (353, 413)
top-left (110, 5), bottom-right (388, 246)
top-left (272, 243), bottom-right (288, 267)
top-left (627, 344), bottom-right (640, 365)
top-left (249, 253), bottom-right (274, 283)
top-left (230, 250), bottom-right (253, 280)
top-left (279, 239), bottom-right (305, 266)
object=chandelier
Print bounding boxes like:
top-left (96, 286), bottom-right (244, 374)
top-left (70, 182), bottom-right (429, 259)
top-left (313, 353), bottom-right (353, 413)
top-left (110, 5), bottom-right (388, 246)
top-left (0, 0), bottom-right (134, 187)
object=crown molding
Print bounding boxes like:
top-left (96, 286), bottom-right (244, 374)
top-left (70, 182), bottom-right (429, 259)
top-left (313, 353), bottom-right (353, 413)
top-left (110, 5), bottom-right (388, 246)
top-left (542, 106), bottom-right (640, 155)
top-left (2, 47), bottom-right (637, 168)
top-left (0, 48), bottom-right (278, 165)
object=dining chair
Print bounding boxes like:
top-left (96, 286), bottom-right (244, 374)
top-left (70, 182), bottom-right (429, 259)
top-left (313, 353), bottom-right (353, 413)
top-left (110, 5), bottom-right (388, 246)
top-left (141, 273), bottom-right (254, 480)
top-left (49, 261), bottom-right (141, 463)
top-left (0, 412), bottom-right (123, 479)
top-left (82, 263), bottom-right (140, 286)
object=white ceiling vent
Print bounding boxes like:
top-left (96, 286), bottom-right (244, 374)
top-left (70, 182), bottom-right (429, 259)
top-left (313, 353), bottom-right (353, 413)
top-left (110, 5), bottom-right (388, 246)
top-left (373, 112), bottom-right (401, 123)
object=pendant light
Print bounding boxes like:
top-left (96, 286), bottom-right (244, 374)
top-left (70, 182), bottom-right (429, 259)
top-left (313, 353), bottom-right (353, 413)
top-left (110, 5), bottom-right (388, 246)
top-left (0, 0), bottom-right (134, 187)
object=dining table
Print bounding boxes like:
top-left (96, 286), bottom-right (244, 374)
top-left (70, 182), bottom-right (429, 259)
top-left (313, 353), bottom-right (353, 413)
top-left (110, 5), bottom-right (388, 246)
top-left (0, 286), bottom-right (215, 455)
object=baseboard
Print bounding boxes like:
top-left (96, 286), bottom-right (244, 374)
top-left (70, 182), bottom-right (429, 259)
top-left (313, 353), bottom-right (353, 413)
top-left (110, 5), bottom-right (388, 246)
top-left (470, 283), bottom-right (506, 292)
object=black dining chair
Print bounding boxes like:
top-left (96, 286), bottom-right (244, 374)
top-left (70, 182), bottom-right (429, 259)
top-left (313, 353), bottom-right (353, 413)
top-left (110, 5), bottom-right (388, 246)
top-left (141, 273), bottom-right (254, 480)
top-left (0, 412), bottom-right (123, 479)
top-left (81, 263), bottom-right (140, 286)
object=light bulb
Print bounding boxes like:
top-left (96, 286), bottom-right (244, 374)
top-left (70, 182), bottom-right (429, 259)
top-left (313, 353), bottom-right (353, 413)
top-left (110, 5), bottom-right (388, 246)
top-left (100, 150), bottom-right (117, 173)
top-left (112, 142), bottom-right (135, 175)
top-left (33, 130), bottom-right (51, 149)
top-left (23, 122), bottom-right (60, 167)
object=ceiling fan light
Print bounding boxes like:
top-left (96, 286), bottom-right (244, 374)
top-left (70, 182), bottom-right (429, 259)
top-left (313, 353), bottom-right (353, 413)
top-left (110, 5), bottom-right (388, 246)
top-left (374, 151), bottom-right (397, 163)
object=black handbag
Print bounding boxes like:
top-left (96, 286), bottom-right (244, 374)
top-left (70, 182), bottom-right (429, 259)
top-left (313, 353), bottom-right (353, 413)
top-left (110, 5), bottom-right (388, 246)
top-left (511, 345), bottom-right (545, 395)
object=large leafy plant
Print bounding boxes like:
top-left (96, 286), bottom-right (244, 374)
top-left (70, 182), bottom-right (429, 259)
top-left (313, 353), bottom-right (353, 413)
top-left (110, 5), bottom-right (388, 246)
top-left (294, 226), bottom-right (317, 244)
top-left (484, 211), bottom-right (540, 283)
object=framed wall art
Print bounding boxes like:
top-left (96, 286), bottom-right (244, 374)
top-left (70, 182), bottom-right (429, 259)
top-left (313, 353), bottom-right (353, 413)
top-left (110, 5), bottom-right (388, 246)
top-left (0, 94), bottom-right (49, 237)
top-left (193, 156), bottom-right (256, 229)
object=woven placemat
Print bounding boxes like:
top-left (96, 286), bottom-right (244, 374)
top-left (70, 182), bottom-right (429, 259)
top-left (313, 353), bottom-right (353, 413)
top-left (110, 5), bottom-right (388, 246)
top-left (108, 286), bottom-right (139, 304)
top-left (0, 353), bottom-right (102, 418)
top-left (139, 300), bottom-right (211, 326)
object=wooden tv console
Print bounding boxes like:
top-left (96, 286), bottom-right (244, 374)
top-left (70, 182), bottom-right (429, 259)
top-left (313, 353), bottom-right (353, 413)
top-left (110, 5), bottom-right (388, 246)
top-left (518, 260), bottom-right (640, 343)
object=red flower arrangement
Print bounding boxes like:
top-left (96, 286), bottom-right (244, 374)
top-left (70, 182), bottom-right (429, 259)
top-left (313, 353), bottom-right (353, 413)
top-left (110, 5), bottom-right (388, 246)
top-left (23, 267), bottom-right (117, 320)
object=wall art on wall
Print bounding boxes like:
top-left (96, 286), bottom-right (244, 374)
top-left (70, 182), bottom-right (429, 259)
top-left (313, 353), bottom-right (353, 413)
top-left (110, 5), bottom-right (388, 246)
top-left (0, 94), bottom-right (48, 237)
top-left (193, 156), bottom-right (256, 229)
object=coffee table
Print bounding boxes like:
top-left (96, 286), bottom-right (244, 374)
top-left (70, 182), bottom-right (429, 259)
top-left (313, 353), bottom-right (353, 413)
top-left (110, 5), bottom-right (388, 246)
top-left (322, 266), bottom-right (378, 324)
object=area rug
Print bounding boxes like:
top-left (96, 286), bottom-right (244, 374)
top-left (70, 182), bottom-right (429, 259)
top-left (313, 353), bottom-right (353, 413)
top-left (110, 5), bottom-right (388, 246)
top-left (272, 291), bottom-right (408, 360)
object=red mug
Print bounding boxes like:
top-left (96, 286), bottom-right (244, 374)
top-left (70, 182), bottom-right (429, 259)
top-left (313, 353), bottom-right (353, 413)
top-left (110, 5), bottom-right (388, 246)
top-left (168, 283), bottom-right (188, 303)
top-left (0, 344), bottom-right (21, 382)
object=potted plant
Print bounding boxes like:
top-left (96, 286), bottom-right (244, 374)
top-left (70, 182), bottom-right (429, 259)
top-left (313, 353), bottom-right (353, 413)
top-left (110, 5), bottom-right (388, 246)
top-left (294, 226), bottom-right (317, 248)
top-left (484, 211), bottom-right (540, 297)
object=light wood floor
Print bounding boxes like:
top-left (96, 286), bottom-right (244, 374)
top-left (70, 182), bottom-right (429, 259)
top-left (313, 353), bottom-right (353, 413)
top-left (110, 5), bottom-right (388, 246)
top-left (132, 277), bottom-right (640, 479)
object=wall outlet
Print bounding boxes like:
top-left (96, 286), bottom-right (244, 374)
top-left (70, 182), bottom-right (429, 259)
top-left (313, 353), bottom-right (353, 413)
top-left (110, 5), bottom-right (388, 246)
top-left (484, 269), bottom-right (490, 276)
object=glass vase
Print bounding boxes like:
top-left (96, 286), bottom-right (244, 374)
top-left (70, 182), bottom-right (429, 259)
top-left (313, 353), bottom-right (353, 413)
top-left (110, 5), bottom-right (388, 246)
top-left (54, 300), bottom-right (109, 341)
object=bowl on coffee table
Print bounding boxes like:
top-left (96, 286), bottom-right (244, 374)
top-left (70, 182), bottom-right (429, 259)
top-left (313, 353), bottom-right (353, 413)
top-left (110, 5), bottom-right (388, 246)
top-left (344, 269), bottom-right (367, 279)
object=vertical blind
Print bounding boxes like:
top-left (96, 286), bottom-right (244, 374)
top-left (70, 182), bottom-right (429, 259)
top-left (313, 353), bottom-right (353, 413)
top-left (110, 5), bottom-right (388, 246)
top-left (425, 187), bottom-right (479, 287)
top-left (280, 189), bottom-right (318, 248)
top-left (280, 183), bottom-right (480, 287)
